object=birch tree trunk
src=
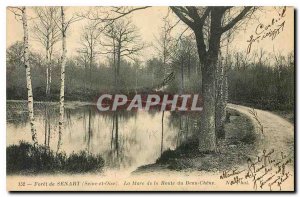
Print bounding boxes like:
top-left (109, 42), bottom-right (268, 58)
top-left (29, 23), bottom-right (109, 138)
top-left (46, 48), bottom-right (52, 96)
top-left (33, 7), bottom-right (60, 97)
top-left (45, 48), bottom-right (49, 96)
top-left (49, 51), bottom-right (52, 95)
top-left (57, 6), bottom-right (66, 153)
top-left (22, 7), bottom-right (38, 147)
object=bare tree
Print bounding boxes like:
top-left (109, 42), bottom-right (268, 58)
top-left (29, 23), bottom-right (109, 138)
top-left (57, 6), bottom-right (66, 153)
top-left (56, 7), bottom-right (81, 153)
top-left (78, 22), bottom-right (102, 89)
top-left (87, 6), bottom-right (256, 152)
top-left (171, 36), bottom-right (197, 93)
top-left (76, 52), bottom-right (89, 90)
top-left (85, 6), bottom-right (256, 152)
top-left (170, 6), bottom-right (255, 152)
top-left (8, 7), bottom-right (38, 146)
top-left (255, 48), bottom-right (267, 65)
top-left (132, 58), bottom-right (141, 92)
top-left (154, 16), bottom-right (174, 78)
top-left (101, 18), bottom-right (144, 90)
top-left (216, 30), bottom-right (231, 138)
top-left (32, 7), bottom-right (61, 96)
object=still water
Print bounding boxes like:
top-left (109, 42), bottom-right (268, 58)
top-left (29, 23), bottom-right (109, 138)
top-left (7, 101), bottom-right (198, 172)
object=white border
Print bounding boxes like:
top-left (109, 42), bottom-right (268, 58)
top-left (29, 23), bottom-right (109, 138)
top-left (1, 0), bottom-right (299, 6)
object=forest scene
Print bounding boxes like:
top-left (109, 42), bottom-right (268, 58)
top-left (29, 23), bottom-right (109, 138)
top-left (6, 6), bottom-right (294, 191)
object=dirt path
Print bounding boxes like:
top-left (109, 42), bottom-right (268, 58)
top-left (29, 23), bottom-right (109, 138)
top-left (228, 104), bottom-right (294, 160)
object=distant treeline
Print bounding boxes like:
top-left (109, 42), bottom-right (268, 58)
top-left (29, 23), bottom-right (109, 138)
top-left (227, 52), bottom-right (294, 110)
top-left (7, 42), bottom-right (164, 101)
top-left (6, 41), bottom-right (201, 101)
top-left (7, 41), bottom-right (294, 111)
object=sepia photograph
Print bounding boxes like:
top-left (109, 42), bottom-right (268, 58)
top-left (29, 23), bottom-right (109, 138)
top-left (5, 4), bottom-right (295, 191)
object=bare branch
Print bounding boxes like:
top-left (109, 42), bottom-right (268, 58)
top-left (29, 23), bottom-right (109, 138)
top-left (170, 7), bottom-right (195, 29)
top-left (221, 7), bottom-right (255, 32)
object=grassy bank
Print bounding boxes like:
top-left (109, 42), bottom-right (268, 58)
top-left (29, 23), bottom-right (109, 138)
top-left (134, 108), bottom-right (258, 173)
top-left (7, 142), bottom-right (105, 175)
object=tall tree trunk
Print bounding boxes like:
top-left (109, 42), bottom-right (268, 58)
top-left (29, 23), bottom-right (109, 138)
top-left (89, 55), bottom-right (93, 90)
top-left (151, 67), bottom-right (154, 87)
top-left (44, 105), bottom-right (48, 146)
top-left (187, 53), bottom-right (191, 79)
top-left (161, 111), bottom-right (164, 155)
top-left (199, 59), bottom-right (217, 152)
top-left (163, 43), bottom-right (167, 78)
top-left (87, 109), bottom-right (92, 153)
top-left (84, 58), bottom-right (87, 91)
top-left (57, 6), bottom-right (66, 153)
top-left (170, 6), bottom-right (253, 153)
top-left (45, 38), bottom-right (51, 97)
top-left (116, 43), bottom-right (121, 90)
top-left (186, 116), bottom-right (189, 139)
top-left (135, 66), bottom-right (138, 92)
top-left (115, 113), bottom-right (119, 156)
top-left (47, 109), bottom-right (51, 147)
top-left (111, 114), bottom-right (115, 149)
top-left (112, 38), bottom-right (117, 91)
top-left (49, 50), bottom-right (52, 96)
top-left (180, 58), bottom-right (184, 94)
top-left (22, 7), bottom-right (38, 147)
top-left (196, 10), bottom-right (223, 152)
top-left (216, 31), bottom-right (230, 139)
top-left (45, 48), bottom-right (49, 96)
top-left (178, 115), bottom-right (182, 146)
top-left (216, 53), bottom-right (226, 139)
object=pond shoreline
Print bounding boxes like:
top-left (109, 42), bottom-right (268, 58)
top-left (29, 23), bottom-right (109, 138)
top-left (7, 100), bottom-right (182, 174)
top-left (133, 108), bottom-right (258, 174)
top-left (7, 100), bottom-right (96, 107)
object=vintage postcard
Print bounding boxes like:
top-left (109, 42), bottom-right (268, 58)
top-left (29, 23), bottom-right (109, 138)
top-left (6, 6), bottom-right (294, 191)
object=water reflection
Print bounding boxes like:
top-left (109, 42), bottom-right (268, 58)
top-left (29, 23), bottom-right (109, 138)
top-left (7, 101), bottom-right (199, 172)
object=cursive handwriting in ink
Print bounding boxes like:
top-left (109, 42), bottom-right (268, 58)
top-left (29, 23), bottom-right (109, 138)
top-left (247, 7), bottom-right (287, 54)
top-left (220, 149), bottom-right (293, 191)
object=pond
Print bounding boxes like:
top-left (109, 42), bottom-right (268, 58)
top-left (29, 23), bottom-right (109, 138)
top-left (7, 101), bottom-right (199, 173)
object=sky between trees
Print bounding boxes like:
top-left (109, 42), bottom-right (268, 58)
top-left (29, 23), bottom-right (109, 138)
top-left (6, 6), bottom-right (294, 63)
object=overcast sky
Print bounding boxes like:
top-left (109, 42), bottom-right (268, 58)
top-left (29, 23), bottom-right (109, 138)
top-left (6, 6), bottom-right (294, 63)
